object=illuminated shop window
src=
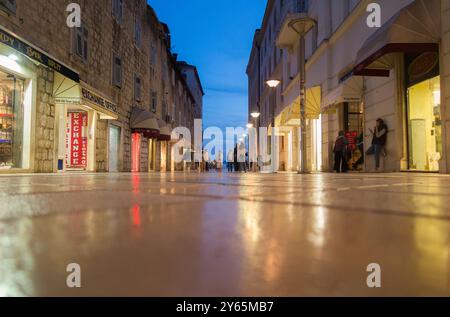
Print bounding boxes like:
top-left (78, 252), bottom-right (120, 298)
top-left (0, 70), bottom-right (24, 169)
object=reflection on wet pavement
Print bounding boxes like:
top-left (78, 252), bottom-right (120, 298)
top-left (0, 172), bottom-right (449, 296)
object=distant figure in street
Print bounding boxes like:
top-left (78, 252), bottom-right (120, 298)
top-left (333, 131), bottom-right (349, 173)
top-left (238, 142), bottom-right (247, 173)
top-left (203, 149), bottom-right (210, 172)
top-left (366, 118), bottom-right (388, 171)
top-left (227, 149), bottom-right (234, 172)
top-left (234, 145), bottom-right (239, 172)
top-left (217, 151), bottom-right (223, 172)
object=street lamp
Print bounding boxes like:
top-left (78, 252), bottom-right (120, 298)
top-left (250, 111), bottom-right (261, 119)
top-left (266, 79), bottom-right (281, 88)
top-left (288, 17), bottom-right (316, 174)
top-left (265, 79), bottom-right (282, 173)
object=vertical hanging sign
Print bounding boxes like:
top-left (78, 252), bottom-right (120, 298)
top-left (66, 112), bottom-right (88, 168)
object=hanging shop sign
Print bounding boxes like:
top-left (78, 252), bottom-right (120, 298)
top-left (66, 112), bottom-right (88, 169)
top-left (81, 86), bottom-right (118, 117)
top-left (407, 52), bottom-right (439, 86)
top-left (0, 27), bottom-right (79, 82)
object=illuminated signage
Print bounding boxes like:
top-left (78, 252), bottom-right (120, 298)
top-left (0, 28), bottom-right (79, 82)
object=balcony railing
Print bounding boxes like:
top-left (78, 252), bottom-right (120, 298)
top-left (277, 0), bottom-right (310, 30)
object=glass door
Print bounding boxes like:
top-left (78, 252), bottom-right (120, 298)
top-left (108, 125), bottom-right (120, 172)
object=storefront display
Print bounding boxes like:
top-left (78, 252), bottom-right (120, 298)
top-left (407, 76), bottom-right (442, 172)
top-left (0, 69), bottom-right (24, 169)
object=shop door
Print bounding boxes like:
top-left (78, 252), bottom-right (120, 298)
top-left (108, 125), bottom-right (120, 172)
top-left (66, 111), bottom-right (88, 170)
top-left (407, 76), bottom-right (442, 172)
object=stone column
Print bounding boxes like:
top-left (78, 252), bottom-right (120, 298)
top-left (440, 0), bottom-right (450, 173)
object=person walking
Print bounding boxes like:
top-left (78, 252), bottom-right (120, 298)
top-left (238, 142), bottom-right (247, 173)
top-left (203, 149), bottom-right (210, 172)
top-left (217, 151), bottom-right (223, 173)
top-left (333, 131), bottom-right (349, 173)
top-left (227, 149), bottom-right (234, 172)
top-left (233, 145), bottom-right (239, 172)
top-left (366, 118), bottom-right (388, 171)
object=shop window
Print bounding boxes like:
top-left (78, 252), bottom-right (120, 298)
top-left (407, 76), bottom-right (442, 171)
top-left (0, 71), bottom-right (24, 169)
top-left (112, 52), bottom-right (122, 87)
top-left (343, 102), bottom-right (363, 134)
top-left (0, 0), bottom-right (16, 15)
top-left (112, 0), bottom-right (123, 22)
top-left (73, 24), bottom-right (89, 62)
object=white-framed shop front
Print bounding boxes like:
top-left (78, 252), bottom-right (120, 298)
top-left (0, 26), bottom-right (81, 173)
top-left (53, 75), bottom-right (119, 172)
top-left (0, 46), bottom-right (36, 173)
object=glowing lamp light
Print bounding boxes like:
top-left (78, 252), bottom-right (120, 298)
top-left (250, 112), bottom-right (261, 119)
top-left (246, 123), bottom-right (254, 129)
top-left (266, 79), bottom-right (281, 88)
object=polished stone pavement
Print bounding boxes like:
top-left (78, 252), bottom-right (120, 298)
top-left (0, 172), bottom-right (449, 296)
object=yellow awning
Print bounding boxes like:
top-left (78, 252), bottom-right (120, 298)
top-left (278, 86), bottom-right (321, 127)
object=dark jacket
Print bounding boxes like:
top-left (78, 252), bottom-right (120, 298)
top-left (334, 136), bottom-right (348, 153)
top-left (372, 124), bottom-right (388, 146)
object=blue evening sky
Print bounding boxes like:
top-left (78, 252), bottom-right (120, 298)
top-left (148, 0), bottom-right (267, 132)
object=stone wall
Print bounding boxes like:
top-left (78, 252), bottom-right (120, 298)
top-left (96, 118), bottom-right (108, 172)
top-left (0, 0), bottom-right (199, 174)
top-left (35, 67), bottom-right (56, 173)
top-left (140, 137), bottom-right (149, 172)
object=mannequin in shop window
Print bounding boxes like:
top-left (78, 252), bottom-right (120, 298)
top-left (366, 118), bottom-right (388, 171)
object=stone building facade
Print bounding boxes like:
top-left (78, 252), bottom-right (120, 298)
top-left (0, 0), bottom-right (201, 174)
top-left (248, 0), bottom-right (450, 174)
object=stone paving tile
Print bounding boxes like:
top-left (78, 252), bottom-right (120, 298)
top-left (0, 172), bottom-right (449, 296)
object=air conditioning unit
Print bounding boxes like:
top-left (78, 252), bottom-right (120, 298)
top-left (0, 0), bottom-right (17, 14)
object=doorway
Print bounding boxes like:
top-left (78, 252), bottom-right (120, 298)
top-left (407, 76), bottom-right (442, 172)
top-left (108, 125), bottom-right (121, 172)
